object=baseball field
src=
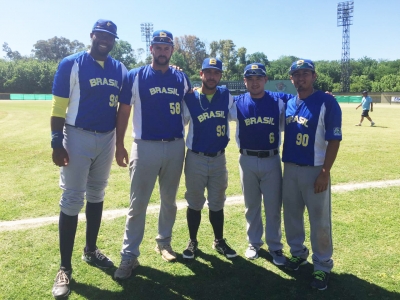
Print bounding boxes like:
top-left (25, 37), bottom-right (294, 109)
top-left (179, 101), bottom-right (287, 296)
top-left (0, 101), bottom-right (399, 299)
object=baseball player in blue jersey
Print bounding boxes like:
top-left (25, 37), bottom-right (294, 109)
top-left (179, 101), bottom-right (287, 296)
top-left (50, 19), bottom-right (127, 298)
top-left (181, 58), bottom-right (237, 259)
top-left (355, 90), bottom-right (375, 126)
top-left (282, 59), bottom-right (342, 290)
top-left (234, 63), bottom-right (294, 264)
top-left (114, 30), bottom-right (191, 280)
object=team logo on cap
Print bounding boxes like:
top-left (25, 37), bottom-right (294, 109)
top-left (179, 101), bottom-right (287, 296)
top-left (209, 59), bottom-right (217, 65)
top-left (296, 60), bottom-right (304, 66)
top-left (159, 32), bottom-right (167, 37)
top-left (107, 22), bottom-right (111, 27)
top-left (251, 65), bottom-right (259, 69)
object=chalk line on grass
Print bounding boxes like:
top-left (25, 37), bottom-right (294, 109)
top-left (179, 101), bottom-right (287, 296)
top-left (1, 179), bottom-right (399, 232)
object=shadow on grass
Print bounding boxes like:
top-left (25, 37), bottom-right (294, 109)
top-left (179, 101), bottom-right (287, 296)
top-left (71, 249), bottom-right (399, 300)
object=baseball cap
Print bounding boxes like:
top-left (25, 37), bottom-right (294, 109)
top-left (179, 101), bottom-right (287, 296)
top-left (151, 30), bottom-right (174, 45)
top-left (92, 19), bottom-right (119, 39)
top-left (243, 63), bottom-right (267, 77)
top-left (289, 59), bottom-right (315, 75)
top-left (362, 90), bottom-right (368, 94)
top-left (202, 58), bottom-right (223, 72)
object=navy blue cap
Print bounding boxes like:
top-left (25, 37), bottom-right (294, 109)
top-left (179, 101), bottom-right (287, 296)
top-left (244, 63), bottom-right (267, 77)
top-left (151, 30), bottom-right (174, 45)
top-left (362, 90), bottom-right (368, 94)
top-left (289, 59), bottom-right (315, 75)
top-left (92, 19), bottom-right (118, 39)
top-left (202, 58), bottom-right (223, 71)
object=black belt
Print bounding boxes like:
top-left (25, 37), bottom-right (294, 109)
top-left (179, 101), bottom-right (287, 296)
top-left (66, 124), bottom-right (113, 133)
top-left (240, 149), bottom-right (278, 158)
top-left (191, 149), bottom-right (225, 157)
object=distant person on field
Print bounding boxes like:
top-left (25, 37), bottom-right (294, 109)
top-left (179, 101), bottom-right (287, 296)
top-left (355, 91), bottom-right (375, 126)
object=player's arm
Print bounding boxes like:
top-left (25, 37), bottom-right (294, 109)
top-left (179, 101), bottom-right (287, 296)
top-left (314, 140), bottom-right (340, 194)
top-left (115, 103), bottom-right (131, 167)
top-left (51, 95), bottom-right (70, 167)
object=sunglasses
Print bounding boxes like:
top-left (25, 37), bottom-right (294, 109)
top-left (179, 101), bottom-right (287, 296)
top-left (152, 36), bottom-right (173, 43)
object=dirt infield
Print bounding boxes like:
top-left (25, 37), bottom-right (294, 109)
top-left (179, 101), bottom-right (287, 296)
top-left (1, 179), bottom-right (399, 232)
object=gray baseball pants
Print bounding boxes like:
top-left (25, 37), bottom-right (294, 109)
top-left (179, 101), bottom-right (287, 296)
top-left (59, 125), bottom-right (115, 216)
top-left (282, 162), bottom-right (334, 272)
top-left (239, 153), bottom-right (283, 251)
top-left (121, 138), bottom-right (185, 259)
top-left (184, 150), bottom-right (227, 212)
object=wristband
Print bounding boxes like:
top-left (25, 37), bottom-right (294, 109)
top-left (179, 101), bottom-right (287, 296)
top-left (51, 131), bottom-right (64, 149)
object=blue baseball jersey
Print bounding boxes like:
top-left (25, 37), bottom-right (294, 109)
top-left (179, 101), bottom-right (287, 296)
top-left (361, 96), bottom-right (372, 110)
top-left (183, 86), bottom-right (235, 153)
top-left (52, 51), bottom-right (127, 131)
top-left (282, 90), bottom-right (342, 166)
top-left (234, 91), bottom-right (293, 150)
top-left (120, 65), bottom-right (191, 140)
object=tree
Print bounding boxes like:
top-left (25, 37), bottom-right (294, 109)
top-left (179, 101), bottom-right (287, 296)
top-left (174, 35), bottom-right (207, 76)
top-left (1, 59), bottom-right (57, 93)
top-left (349, 75), bottom-right (372, 93)
top-left (110, 40), bottom-right (137, 69)
top-left (32, 37), bottom-right (85, 61)
top-left (246, 52), bottom-right (269, 66)
top-left (268, 56), bottom-right (298, 80)
top-left (209, 39), bottom-right (240, 80)
top-left (2, 43), bottom-right (23, 60)
top-left (371, 74), bottom-right (400, 92)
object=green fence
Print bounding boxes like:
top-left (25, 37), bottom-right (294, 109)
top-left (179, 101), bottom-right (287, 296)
top-left (10, 94), bottom-right (52, 100)
top-left (335, 95), bottom-right (362, 103)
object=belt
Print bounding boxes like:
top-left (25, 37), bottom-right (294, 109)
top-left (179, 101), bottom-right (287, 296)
top-left (148, 138), bottom-right (180, 142)
top-left (191, 149), bottom-right (225, 157)
top-left (240, 149), bottom-right (279, 158)
top-left (66, 124), bottom-right (113, 133)
top-left (294, 163), bottom-right (311, 167)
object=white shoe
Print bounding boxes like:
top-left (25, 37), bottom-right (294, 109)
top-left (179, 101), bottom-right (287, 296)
top-left (355, 123), bottom-right (361, 126)
top-left (245, 246), bottom-right (259, 259)
top-left (371, 122), bottom-right (375, 126)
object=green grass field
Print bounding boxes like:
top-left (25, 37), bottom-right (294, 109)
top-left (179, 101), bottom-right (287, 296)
top-left (0, 101), bottom-right (399, 299)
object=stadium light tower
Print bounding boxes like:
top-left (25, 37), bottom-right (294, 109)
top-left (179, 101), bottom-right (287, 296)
top-left (337, 1), bottom-right (354, 92)
top-left (141, 23), bottom-right (153, 58)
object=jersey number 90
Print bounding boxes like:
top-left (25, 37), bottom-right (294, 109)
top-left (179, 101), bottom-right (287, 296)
top-left (296, 133), bottom-right (309, 147)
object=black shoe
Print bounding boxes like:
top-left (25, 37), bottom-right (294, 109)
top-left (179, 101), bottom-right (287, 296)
top-left (52, 268), bottom-right (72, 299)
top-left (82, 247), bottom-right (114, 269)
top-left (285, 256), bottom-right (308, 271)
top-left (182, 240), bottom-right (198, 259)
top-left (212, 238), bottom-right (237, 258)
top-left (311, 270), bottom-right (330, 290)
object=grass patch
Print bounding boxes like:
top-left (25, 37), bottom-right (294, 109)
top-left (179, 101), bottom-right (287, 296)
top-left (0, 187), bottom-right (399, 299)
top-left (1, 101), bottom-right (399, 221)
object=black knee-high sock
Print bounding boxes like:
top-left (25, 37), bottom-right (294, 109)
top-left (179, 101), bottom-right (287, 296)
top-left (209, 209), bottom-right (224, 240)
top-left (85, 201), bottom-right (104, 252)
top-left (187, 208), bottom-right (201, 241)
top-left (59, 211), bottom-right (78, 270)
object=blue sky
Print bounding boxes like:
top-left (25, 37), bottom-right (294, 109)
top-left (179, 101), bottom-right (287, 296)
top-left (2, 0), bottom-right (399, 62)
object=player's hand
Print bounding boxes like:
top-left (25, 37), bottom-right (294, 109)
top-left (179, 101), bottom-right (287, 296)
top-left (170, 65), bottom-right (183, 71)
top-left (52, 148), bottom-right (69, 167)
top-left (115, 146), bottom-right (129, 167)
top-left (314, 169), bottom-right (330, 194)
